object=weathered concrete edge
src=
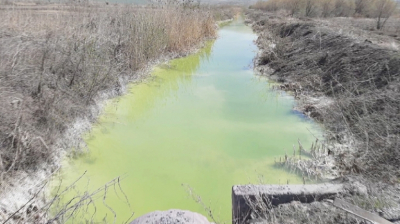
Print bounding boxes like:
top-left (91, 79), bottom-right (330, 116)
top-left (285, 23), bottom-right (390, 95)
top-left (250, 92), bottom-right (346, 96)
top-left (232, 184), bottom-right (344, 224)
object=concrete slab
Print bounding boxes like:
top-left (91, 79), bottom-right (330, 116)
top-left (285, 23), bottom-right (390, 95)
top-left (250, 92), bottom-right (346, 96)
top-left (232, 184), bottom-right (344, 224)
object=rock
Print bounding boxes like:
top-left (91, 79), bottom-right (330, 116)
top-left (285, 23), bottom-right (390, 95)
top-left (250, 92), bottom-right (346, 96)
top-left (129, 209), bottom-right (212, 224)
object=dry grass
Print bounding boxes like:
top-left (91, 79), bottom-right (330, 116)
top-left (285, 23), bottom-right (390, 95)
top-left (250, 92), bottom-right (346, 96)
top-left (248, 9), bottom-right (400, 181)
top-left (0, 0), bottom-right (219, 222)
top-left (240, 175), bottom-right (400, 223)
top-left (240, 9), bottom-right (400, 224)
top-left (0, 1), bottom-right (217, 219)
top-left (319, 16), bottom-right (400, 41)
top-left (242, 196), bottom-right (362, 224)
top-left (209, 5), bottom-right (243, 21)
top-left (251, 0), bottom-right (399, 29)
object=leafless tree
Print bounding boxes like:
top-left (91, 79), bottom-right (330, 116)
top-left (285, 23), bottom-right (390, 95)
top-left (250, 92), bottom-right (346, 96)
top-left (333, 0), bottom-right (354, 16)
top-left (321, 0), bottom-right (334, 17)
top-left (373, 0), bottom-right (397, 29)
top-left (354, 0), bottom-right (370, 15)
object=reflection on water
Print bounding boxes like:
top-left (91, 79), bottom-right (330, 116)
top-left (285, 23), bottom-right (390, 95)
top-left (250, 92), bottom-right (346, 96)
top-left (54, 19), bottom-right (321, 223)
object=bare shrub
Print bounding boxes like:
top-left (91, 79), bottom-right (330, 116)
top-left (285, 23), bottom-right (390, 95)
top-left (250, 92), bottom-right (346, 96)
top-left (285, 0), bottom-right (302, 16)
top-left (332, 0), bottom-right (354, 16)
top-left (250, 0), bottom-right (400, 21)
top-left (252, 0), bottom-right (281, 12)
top-left (251, 0), bottom-right (318, 17)
top-left (372, 0), bottom-right (397, 29)
top-left (248, 15), bottom-right (400, 181)
top-left (210, 5), bottom-right (242, 21)
top-left (0, 0), bottom-right (216, 203)
top-left (354, 0), bottom-right (373, 16)
top-left (2, 172), bottom-right (133, 223)
top-left (304, 0), bottom-right (318, 17)
top-left (242, 194), bottom-right (363, 224)
top-left (321, 0), bottom-right (334, 17)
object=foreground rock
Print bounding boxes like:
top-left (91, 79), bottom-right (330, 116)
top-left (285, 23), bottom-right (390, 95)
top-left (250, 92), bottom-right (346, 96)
top-left (130, 209), bottom-right (212, 224)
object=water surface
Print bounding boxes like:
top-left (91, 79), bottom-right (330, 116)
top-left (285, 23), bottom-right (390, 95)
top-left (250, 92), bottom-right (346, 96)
top-left (56, 20), bottom-right (320, 223)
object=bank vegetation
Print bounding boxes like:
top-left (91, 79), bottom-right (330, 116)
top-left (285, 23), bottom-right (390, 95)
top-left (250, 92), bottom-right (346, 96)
top-left (245, 1), bottom-right (400, 222)
top-left (0, 0), bottom-right (221, 222)
top-left (252, 0), bottom-right (399, 30)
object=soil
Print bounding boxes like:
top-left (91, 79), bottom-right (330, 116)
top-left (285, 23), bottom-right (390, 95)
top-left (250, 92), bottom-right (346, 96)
top-left (245, 9), bottom-right (400, 224)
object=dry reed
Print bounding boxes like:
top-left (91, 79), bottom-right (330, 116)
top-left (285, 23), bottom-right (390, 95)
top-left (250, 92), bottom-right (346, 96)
top-left (251, 0), bottom-right (398, 29)
top-left (0, 1), bottom-right (217, 222)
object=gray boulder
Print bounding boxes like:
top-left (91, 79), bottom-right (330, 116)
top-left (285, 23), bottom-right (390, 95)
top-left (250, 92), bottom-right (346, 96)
top-left (130, 209), bottom-right (212, 224)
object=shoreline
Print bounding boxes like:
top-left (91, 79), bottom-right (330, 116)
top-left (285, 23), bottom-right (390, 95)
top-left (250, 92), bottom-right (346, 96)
top-left (245, 9), bottom-right (400, 222)
top-left (0, 32), bottom-right (215, 224)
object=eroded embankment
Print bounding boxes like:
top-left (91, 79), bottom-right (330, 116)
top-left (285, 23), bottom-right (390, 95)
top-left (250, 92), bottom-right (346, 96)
top-left (245, 10), bottom-right (400, 223)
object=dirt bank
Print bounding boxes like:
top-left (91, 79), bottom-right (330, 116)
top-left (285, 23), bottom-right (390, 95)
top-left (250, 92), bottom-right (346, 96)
top-left (245, 9), bottom-right (400, 223)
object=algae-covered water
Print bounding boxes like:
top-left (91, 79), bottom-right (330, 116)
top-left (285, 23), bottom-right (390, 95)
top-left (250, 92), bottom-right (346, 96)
top-left (54, 20), bottom-right (321, 223)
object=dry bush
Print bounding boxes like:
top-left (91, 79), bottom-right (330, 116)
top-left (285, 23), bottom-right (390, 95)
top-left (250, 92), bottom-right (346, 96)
top-left (249, 14), bottom-right (400, 181)
top-left (252, 0), bottom-right (349, 17)
top-left (372, 0), bottom-right (398, 29)
top-left (284, 0), bottom-right (302, 16)
top-left (331, 0), bottom-right (355, 16)
top-left (251, 0), bottom-right (281, 12)
top-left (1, 172), bottom-right (134, 223)
top-left (210, 5), bottom-right (242, 21)
top-left (251, 0), bottom-right (398, 19)
top-left (251, 0), bottom-right (317, 17)
top-left (304, 0), bottom-right (318, 17)
top-left (0, 1), bottom-right (216, 190)
top-left (354, 0), bottom-right (374, 16)
top-left (320, 0), bottom-right (335, 17)
top-left (242, 194), bottom-right (363, 224)
top-left (245, 10), bottom-right (400, 224)
top-left (250, 0), bottom-right (306, 16)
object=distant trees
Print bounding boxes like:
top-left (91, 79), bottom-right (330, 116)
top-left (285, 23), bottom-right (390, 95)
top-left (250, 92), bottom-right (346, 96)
top-left (332, 0), bottom-right (354, 16)
top-left (321, 0), bottom-right (334, 17)
top-left (285, 0), bottom-right (301, 16)
top-left (252, 0), bottom-right (398, 30)
top-left (354, 0), bottom-right (370, 15)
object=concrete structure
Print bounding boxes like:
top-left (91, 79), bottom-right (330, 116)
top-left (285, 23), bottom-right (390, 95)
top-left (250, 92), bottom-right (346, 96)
top-left (232, 184), bottom-right (344, 224)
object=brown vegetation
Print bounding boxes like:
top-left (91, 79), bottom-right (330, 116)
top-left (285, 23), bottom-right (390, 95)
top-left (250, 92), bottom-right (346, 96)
top-left (245, 8), bottom-right (400, 223)
top-left (251, 0), bottom-right (398, 29)
top-left (210, 4), bottom-right (243, 21)
top-left (250, 12), bottom-right (400, 181)
top-left (0, 1), bottom-right (217, 221)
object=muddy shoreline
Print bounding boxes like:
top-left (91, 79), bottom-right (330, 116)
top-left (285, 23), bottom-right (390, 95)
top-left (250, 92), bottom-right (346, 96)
top-left (245, 10), bottom-right (400, 223)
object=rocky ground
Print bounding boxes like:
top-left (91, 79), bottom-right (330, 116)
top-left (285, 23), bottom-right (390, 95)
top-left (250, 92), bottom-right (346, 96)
top-left (245, 9), bottom-right (400, 224)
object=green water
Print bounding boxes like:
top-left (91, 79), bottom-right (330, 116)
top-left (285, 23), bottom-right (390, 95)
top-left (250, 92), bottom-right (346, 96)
top-left (55, 20), bottom-right (320, 223)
